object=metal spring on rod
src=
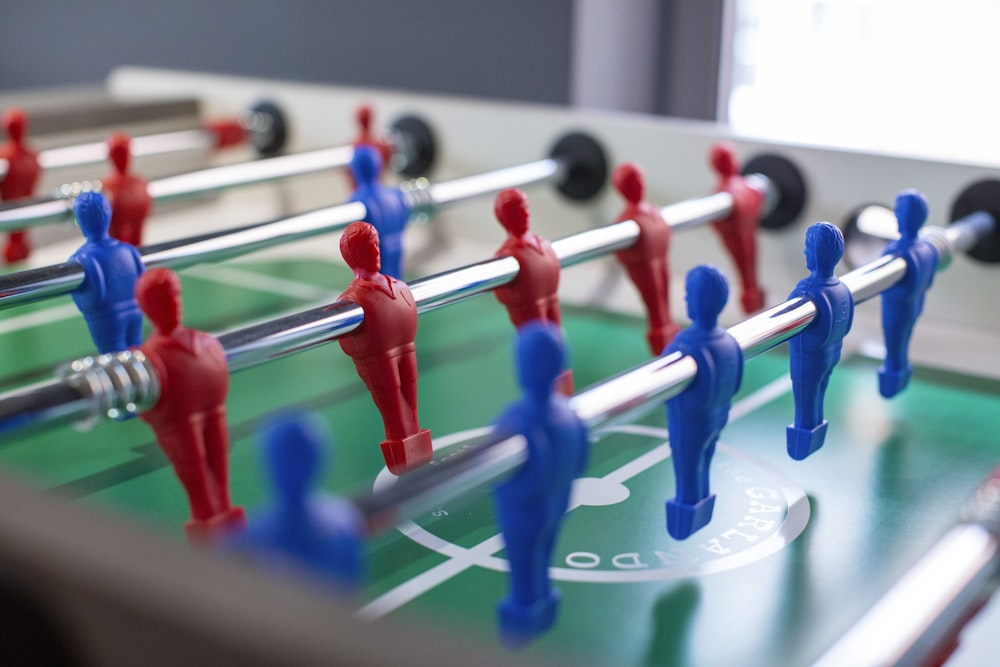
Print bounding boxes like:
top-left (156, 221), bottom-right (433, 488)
top-left (59, 350), bottom-right (160, 427)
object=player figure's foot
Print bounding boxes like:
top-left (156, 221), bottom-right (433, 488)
top-left (666, 493), bottom-right (716, 540)
top-left (878, 365), bottom-right (912, 398)
top-left (556, 369), bottom-right (574, 396)
top-left (740, 286), bottom-right (766, 314)
top-left (184, 506), bottom-right (247, 545)
top-left (4, 234), bottom-right (29, 264)
top-left (497, 590), bottom-right (561, 648)
top-left (647, 323), bottom-right (683, 356)
top-left (786, 420), bottom-right (829, 460)
top-left (381, 428), bottom-right (433, 475)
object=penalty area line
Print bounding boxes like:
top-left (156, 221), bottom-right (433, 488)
top-left (355, 373), bottom-right (793, 620)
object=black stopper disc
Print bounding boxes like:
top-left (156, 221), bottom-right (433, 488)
top-left (548, 131), bottom-right (608, 201)
top-left (841, 202), bottom-right (893, 268)
top-left (949, 179), bottom-right (1000, 263)
top-left (247, 100), bottom-right (288, 157)
top-left (389, 115), bottom-right (437, 178)
top-left (742, 153), bottom-right (808, 230)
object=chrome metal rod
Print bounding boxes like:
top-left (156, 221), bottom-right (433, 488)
top-left (347, 213), bottom-right (991, 537)
top-left (0, 155), bottom-right (596, 310)
top-left (0, 202), bottom-right (367, 309)
top-left (147, 146), bottom-right (354, 206)
top-left (221, 190), bottom-right (739, 371)
top-left (0, 183), bottom-right (753, 433)
top-left (812, 468), bottom-right (1000, 667)
top-left (0, 146), bottom-right (356, 233)
top-left (220, 219), bottom-right (644, 372)
top-left (426, 159), bottom-right (562, 208)
top-left (0, 129), bottom-right (221, 181)
top-left (39, 129), bottom-right (219, 173)
top-left (145, 202), bottom-right (368, 271)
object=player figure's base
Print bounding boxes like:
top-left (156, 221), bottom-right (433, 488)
top-left (556, 369), bottom-right (574, 396)
top-left (878, 365), bottom-right (911, 398)
top-left (741, 286), bottom-right (765, 314)
top-left (381, 429), bottom-right (433, 475)
top-left (647, 324), bottom-right (682, 356)
top-left (185, 506), bottom-right (247, 545)
top-left (497, 590), bottom-right (561, 649)
top-left (786, 420), bottom-right (828, 460)
top-left (666, 494), bottom-right (716, 540)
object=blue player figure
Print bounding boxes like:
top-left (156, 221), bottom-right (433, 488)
top-left (879, 189), bottom-right (938, 398)
top-left (349, 144), bottom-right (411, 279)
top-left (68, 191), bottom-right (145, 353)
top-left (229, 411), bottom-right (364, 592)
top-left (786, 222), bottom-right (854, 460)
top-left (663, 265), bottom-right (743, 540)
top-left (492, 321), bottom-right (588, 648)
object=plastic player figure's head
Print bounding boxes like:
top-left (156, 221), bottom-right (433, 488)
top-left (709, 142), bottom-right (739, 179)
top-left (350, 144), bottom-right (382, 189)
top-left (108, 133), bottom-right (132, 175)
top-left (894, 189), bottom-right (929, 241)
top-left (2, 108), bottom-right (26, 145)
top-left (74, 191), bottom-right (112, 242)
top-left (685, 265), bottom-right (729, 330)
top-left (495, 188), bottom-right (530, 238)
top-left (612, 163), bottom-right (644, 205)
top-left (340, 221), bottom-right (381, 277)
top-left (261, 410), bottom-right (328, 511)
top-left (515, 321), bottom-right (565, 402)
top-left (804, 222), bottom-right (844, 278)
top-left (136, 268), bottom-right (183, 335)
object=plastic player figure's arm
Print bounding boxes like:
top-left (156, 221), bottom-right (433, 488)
top-left (611, 163), bottom-right (680, 354)
top-left (226, 411), bottom-right (364, 592)
top-left (348, 144), bottom-right (411, 279)
top-left (104, 133), bottom-right (152, 246)
top-left (337, 221), bottom-right (432, 474)
top-left (137, 268), bottom-right (245, 544)
top-left (492, 322), bottom-right (589, 647)
top-left (708, 142), bottom-right (766, 314)
top-left (785, 222), bottom-right (854, 460)
top-left (0, 108), bottom-right (41, 263)
top-left (879, 190), bottom-right (939, 398)
top-left (68, 192), bottom-right (146, 353)
top-left (663, 265), bottom-right (743, 540)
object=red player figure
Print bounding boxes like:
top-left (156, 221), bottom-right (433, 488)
top-left (492, 188), bottom-right (573, 394)
top-left (709, 142), bottom-right (766, 314)
top-left (348, 105), bottom-right (393, 188)
top-left (337, 221), bottom-right (432, 475)
top-left (612, 163), bottom-right (680, 355)
top-left (103, 134), bottom-right (152, 246)
top-left (0, 108), bottom-right (41, 263)
top-left (354, 105), bottom-right (393, 165)
top-left (137, 268), bottom-right (245, 544)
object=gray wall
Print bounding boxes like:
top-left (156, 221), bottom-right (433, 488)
top-left (0, 0), bottom-right (723, 119)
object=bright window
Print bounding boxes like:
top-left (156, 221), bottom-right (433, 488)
top-left (728, 0), bottom-right (1000, 165)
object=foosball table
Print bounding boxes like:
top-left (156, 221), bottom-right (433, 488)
top-left (0, 67), bottom-right (997, 667)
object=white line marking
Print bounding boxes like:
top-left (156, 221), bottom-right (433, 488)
top-left (355, 373), bottom-right (794, 619)
top-left (183, 263), bottom-right (333, 300)
top-left (0, 303), bottom-right (80, 335)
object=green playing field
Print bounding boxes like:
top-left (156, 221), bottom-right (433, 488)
top-left (0, 257), bottom-right (997, 667)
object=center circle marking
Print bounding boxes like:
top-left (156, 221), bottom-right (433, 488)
top-left (374, 425), bottom-right (810, 583)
